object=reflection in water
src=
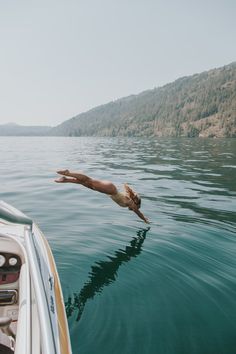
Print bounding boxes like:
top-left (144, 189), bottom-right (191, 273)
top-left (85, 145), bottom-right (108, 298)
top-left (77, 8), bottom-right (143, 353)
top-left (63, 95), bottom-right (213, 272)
top-left (65, 227), bottom-right (150, 321)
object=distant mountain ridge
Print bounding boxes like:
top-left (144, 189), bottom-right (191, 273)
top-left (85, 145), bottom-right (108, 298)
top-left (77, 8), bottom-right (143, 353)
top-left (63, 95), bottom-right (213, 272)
top-left (1, 62), bottom-right (236, 138)
top-left (0, 123), bottom-right (51, 136)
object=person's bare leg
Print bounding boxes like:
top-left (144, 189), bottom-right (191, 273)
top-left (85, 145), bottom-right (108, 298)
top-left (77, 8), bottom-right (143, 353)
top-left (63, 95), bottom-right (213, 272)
top-left (87, 179), bottom-right (117, 194)
top-left (56, 170), bottom-right (117, 195)
top-left (57, 170), bottom-right (89, 183)
top-left (55, 176), bottom-right (79, 183)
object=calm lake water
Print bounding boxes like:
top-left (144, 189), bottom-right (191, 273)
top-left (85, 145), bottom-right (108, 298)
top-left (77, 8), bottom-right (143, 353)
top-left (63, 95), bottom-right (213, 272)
top-left (1, 137), bottom-right (236, 354)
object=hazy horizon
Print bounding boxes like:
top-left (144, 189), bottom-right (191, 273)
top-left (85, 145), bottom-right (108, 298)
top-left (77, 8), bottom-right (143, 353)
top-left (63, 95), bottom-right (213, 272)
top-left (1, 0), bottom-right (235, 126)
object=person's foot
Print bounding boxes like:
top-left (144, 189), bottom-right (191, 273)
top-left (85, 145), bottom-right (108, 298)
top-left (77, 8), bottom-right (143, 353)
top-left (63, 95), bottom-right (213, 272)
top-left (55, 177), bottom-right (67, 183)
top-left (57, 169), bottom-right (70, 176)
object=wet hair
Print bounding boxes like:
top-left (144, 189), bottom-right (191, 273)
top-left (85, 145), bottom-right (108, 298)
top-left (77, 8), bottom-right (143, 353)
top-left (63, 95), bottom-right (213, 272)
top-left (124, 184), bottom-right (141, 209)
top-left (134, 195), bottom-right (141, 209)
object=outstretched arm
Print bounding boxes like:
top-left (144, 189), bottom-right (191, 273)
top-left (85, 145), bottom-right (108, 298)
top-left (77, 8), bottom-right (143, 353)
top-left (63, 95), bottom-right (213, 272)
top-left (132, 208), bottom-right (150, 224)
top-left (126, 199), bottom-right (149, 224)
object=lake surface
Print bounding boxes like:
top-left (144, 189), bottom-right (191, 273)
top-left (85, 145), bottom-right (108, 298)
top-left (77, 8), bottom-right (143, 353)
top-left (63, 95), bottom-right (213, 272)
top-left (0, 137), bottom-right (236, 354)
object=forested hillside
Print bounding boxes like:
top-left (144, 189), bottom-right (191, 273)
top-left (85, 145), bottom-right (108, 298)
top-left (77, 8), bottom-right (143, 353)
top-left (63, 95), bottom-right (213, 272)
top-left (50, 62), bottom-right (236, 138)
top-left (1, 63), bottom-right (236, 138)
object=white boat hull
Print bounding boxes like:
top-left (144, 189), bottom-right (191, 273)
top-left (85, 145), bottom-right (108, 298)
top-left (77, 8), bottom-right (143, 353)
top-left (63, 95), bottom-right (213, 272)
top-left (0, 201), bottom-right (72, 354)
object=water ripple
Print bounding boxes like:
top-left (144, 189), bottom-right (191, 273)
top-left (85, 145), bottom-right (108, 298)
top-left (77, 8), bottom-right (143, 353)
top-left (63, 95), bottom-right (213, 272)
top-left (0, 137), bottom-right (236, 354)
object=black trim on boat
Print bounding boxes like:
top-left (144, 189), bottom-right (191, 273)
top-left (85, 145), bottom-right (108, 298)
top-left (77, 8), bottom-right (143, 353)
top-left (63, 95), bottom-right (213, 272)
top-left (0, 343), bottom-right (13, 353)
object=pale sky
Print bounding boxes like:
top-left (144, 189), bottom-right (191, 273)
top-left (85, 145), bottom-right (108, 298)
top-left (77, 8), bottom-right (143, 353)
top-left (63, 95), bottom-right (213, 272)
top-left (0, 0), bottom-right (235, 126)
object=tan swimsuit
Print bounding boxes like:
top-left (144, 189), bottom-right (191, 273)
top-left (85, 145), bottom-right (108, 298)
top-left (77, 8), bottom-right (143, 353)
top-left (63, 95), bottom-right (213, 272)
top-left (110, 191), bottom-right (129, 207)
